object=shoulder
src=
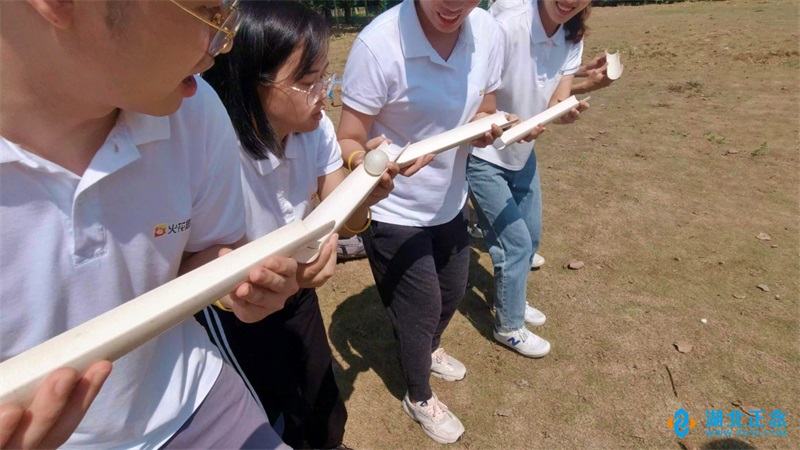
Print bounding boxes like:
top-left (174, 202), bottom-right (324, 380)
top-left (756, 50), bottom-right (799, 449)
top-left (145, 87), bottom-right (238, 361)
top-left (493, 4), bottom-right (529, 28)
top-left (467, 7), bottom-right (497, 30)
top-left (356, 5), bottom-right (401, 47)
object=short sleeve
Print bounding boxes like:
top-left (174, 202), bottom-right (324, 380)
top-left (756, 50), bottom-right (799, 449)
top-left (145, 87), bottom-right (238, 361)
top-left (341, 38), bottom-right (388, 116)
top-left (316, 114), bottom-right (344, 178)
top-left (486, 20), bottom-right (505, 93)
top-left (184, 81), bottom-right (246, 252)
top-left (561, 39), bottom-right (584, 76)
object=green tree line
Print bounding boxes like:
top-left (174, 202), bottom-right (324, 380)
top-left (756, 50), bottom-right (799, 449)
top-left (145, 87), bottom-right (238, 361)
top-left (302, 0), bottom-right (711, 24)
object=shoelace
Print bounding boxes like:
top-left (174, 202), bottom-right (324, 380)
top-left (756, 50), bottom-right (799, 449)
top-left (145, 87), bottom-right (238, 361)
top-left (420, 396), bottom-right (449, 423)
top-left (432, 348), bottom-right (449, 365)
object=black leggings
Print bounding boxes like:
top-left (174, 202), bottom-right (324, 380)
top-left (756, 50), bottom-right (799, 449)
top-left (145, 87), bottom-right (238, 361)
top-left (195, 288), bottom-right (347, 449)
top-left (362, 206), bottom-right (470, 402)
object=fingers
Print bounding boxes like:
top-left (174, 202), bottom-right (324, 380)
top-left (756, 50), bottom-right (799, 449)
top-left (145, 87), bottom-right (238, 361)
top-left (399, 154), bottom-right (434, 177)
top-left (40, 362), bottom-right (111, 449)
top-left (248, 257), bottom-right (298, 294)
top-left (9, 368), bottom-right (79, 449)
top-left (384, 162), bottom-right (400, 179)
top-left (229, 255), bottom-right (299, 322)
top-left (0, 405), bottom-right (24, 449)
top-left (489, 123), bottom-right (503, 139)
top-left (0, 361), bottom-right (113, 450)
top-left (320, 234), bottom-right (338, 278)
top-left (365, 135), bottom-right (391, 151)
top-left (470, 123), bottom-right (504, 148)
top-left (522, 125), bottom-right (546, 142)
top-left (468, 112), bottom-right (489, 123)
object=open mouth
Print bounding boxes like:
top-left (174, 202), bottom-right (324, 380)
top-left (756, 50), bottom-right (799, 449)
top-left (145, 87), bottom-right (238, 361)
top-left (555, 2), bottom-right (575, 14)
top-left (180, 75), bottom-right (198, 97)
top-left (437, 11), bottom-right (461, 25)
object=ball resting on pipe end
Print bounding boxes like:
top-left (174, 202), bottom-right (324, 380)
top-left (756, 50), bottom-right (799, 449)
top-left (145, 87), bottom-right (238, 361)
top-left (363, 149), bottom-right (389, 176)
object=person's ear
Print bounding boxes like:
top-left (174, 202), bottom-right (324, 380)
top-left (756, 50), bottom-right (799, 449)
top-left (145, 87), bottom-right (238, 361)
top-left (26, 0), bottom-right (74, 30)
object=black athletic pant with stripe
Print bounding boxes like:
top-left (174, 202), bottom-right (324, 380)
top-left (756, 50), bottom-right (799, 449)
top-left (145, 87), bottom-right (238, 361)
top-left (195, 288), bottom-right (347, 449)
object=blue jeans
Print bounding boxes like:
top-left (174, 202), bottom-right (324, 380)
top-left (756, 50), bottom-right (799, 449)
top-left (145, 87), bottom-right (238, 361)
top-left (466, 152), bottom-right (541, 332)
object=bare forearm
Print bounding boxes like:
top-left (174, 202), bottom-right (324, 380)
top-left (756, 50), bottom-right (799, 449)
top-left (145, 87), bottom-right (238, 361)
top-left (571, 79), bottom-right (596, 95)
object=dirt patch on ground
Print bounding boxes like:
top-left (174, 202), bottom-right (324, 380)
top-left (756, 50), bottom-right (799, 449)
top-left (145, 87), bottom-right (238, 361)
top-left (319, 1), bottom-right (799, 448)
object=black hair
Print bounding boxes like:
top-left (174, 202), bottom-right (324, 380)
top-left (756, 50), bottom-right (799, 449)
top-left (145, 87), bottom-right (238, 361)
top-left (564, 3), bottom-right (590, 43)
top-left (203, 0), bottom-right (329, 159)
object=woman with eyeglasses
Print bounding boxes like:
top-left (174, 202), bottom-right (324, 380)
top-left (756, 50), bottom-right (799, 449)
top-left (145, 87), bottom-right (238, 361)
top-left (198, 2), bottom-right (397, 448)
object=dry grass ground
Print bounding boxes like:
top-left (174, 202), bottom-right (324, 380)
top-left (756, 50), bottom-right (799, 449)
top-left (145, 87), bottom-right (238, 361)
top-left (318, 1), bottom-right (799, 448)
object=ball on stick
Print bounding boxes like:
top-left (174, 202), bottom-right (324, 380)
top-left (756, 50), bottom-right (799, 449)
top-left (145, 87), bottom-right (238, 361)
top-left (363, 149), bottom-right (389, 176)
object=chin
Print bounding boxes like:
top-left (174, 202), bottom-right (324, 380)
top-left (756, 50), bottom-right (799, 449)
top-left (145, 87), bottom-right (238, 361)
top-left (300, 121), bottom-right (321, 134)
top-left (136, 97), bottom-right (185, 117)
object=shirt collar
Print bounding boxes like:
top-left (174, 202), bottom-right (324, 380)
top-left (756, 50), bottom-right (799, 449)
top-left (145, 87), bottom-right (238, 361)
top-left (0, 109), bottom-right (171, 165)
top-left (117, 109), bottom-right (171, 146)
top-left (250, 132), bottom-right (299, 177)
top-left (530, 2), bottom-right (565, 46)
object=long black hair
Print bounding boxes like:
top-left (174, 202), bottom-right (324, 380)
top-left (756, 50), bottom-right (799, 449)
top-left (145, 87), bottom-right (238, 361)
top-left (203, 0), bottom-right (329, 159)
top-left (564, 3), bottom-right (590, 43)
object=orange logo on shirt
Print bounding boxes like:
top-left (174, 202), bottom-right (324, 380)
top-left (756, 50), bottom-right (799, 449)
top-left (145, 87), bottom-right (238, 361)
top-left (154, 220), bottom-right (191, 238)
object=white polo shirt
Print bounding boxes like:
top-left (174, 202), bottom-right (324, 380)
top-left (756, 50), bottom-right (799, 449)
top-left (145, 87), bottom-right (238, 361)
top-left (488, 0), bottom-right (529, 15)
top-left (471, 2), bottom-right (584, 171)
top-left (0, 79), bottom-right (245, 449)
top-left (342, 0), bottom-right (502, 227)
top-left (240, 112), bottom-right (343, 238)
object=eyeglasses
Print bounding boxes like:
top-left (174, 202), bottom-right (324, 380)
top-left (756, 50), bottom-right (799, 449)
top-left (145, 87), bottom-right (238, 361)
top-left (263, 74), bottom-right (336, 106)
top-left (170, 0), bottom-right (242, 57)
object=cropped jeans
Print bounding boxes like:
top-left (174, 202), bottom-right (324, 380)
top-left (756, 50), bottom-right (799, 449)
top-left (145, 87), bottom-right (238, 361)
top-left (466, 151), bottom-right (541, 332)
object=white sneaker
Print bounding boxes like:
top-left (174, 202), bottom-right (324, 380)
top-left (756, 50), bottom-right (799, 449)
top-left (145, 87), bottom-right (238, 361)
top-left (493, 327), bottom-right (551, 358)
top-left (431, 348), bottom-right (466, 381)
top-left (530, 253), bottom-right (545, 269)
top-left (402, 392), bottom-right (465, 444)
top-left (524, 303), bottom-right (546, 326)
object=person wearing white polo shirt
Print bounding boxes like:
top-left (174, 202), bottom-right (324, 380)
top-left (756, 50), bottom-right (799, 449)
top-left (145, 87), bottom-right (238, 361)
top-left (337, 0), bottom-right (505, 444)
top-left (197, 2), bottom-right (396, 448)
top-left (0, 1), bottom-right (300, 448)
top-left (467, 0), bottom-right (592, 358)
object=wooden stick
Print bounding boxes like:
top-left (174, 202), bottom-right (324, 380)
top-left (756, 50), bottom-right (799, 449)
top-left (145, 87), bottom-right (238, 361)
top-left (492, 96), bottom-right (582, 150)
top-left (0, 219), bottom-right (335, 407)
top-left (0, 112), bottom-right (519, 405)
top-left (293, 141), bottom-right (407, 263)
top-left (396, 111), bottom-right (516, 168)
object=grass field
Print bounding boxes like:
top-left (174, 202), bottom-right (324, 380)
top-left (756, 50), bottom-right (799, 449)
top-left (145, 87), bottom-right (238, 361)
top-left (317, 1), bottom-right (799, 448)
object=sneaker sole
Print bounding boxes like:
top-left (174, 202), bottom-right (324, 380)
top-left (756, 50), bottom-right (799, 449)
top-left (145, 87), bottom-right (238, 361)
top-left (430, 370), bottom-right (466, 382)
top-left (402, 401), bottom-right (465, 444)
top-left (524, 317), bottom-right (547, 326)
top-left (493, 335), bottom-right (551, 358)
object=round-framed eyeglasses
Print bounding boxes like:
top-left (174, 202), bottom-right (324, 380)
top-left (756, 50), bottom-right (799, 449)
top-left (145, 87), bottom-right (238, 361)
top-left (263, 74), bottom-right (337, 106)
top-left (170, 0), bottom-right (242, 57)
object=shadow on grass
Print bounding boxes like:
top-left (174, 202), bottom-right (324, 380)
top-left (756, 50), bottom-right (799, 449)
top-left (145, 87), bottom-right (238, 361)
top-left (328, 286), bottom-right (406, 402)
top-left (457, 245), bottom-right (497, 344)
top-left (701, 438), bottom-right (757, 449)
